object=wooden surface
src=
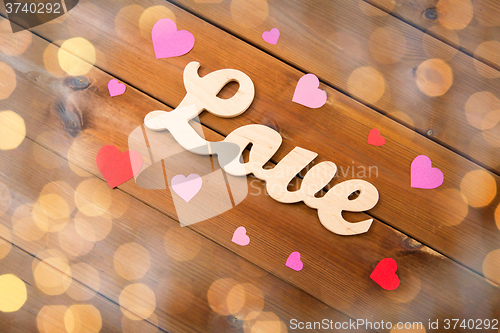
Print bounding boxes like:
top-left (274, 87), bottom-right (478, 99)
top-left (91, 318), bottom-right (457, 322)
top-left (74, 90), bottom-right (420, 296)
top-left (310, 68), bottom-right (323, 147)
top-left (0, 0), bottom-right (499, 332)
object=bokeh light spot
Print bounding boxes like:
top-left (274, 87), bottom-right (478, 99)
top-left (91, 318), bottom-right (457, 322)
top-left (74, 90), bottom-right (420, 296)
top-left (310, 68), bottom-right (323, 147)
top-left (64, 304), bottom-right (102, 333)
top-left (66, 263), bottom-right (100, 301)
top-left (0, 182), bottom-right (10, 217)
top-left (0, 274), bottom-right (27, 312)
top-left (230, 0), bottom-right (268, 28)
top-left (207, 278), bottom-right (243, 316)
top-left (119, 284), bottom-right (156, 320)
top-left (474, 41), bottom-right (500, 79)
top-left (483, 249), bottom-right (500, 286)
top-left (58, 38), bottom-right (96, 76)
top-left (139, 6), bottom-right (176, 39)
top-left (460, 170), bottom-right (497, 208)
top-left (465, 92), bottom-right (500, 130)
top-left (75, 179), bottom-right (112, 217)
top-left (369, 26), bottom-right (406, 64)
top-left (0, 63), bottom-right (16, 100)
top-left (347, 67), bottom-right (385, 104)
top-left (114, 242), bottom-right (150, 281)
top-left (436, 0), bottom-right (473, 30)
top-left (416, 59), bottom-right (453, 97)
top-left (37, 305), bottom-right (68, 333)
top-left (34, 257), bottom-right (72, 295)
top-left (0, 224), bottom-right (12, 260)
top-left (0, 110), bottom-right (25, 150)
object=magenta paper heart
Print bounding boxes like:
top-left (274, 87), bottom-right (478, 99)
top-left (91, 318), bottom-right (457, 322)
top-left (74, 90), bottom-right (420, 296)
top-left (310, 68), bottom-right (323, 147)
top-left (285, 252), bottom-right (303, 271)
top-left (108, 79), bottom-right (126, 97)
top-left (292, 74), bottom-right (327, 108)
top-left (262, 28), bottom-right (280, 45)
top-left (171, 174), bottom-right (202, 202)
top-left (411, 155), bottom-right (444, 189)
top-left (152, 18), bottom-right (195, 59)
top-left (231, 226), bottom-right (250, 246)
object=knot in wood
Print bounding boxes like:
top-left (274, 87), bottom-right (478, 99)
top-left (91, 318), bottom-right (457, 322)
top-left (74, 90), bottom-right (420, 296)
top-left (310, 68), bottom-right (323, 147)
top-left (423, 8), bottom-right (438, 21)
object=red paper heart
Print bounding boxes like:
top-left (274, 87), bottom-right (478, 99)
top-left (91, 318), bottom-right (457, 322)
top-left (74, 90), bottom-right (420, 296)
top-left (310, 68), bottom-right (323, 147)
top-left (96, 145), bottom-right (143, 188)
top-left (367, 128), bottom-right (385, 146)
top-left (370, 258), bottom-right (400, 290)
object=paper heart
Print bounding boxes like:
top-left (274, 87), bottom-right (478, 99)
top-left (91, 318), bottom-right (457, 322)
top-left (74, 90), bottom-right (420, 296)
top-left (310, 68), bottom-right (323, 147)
top-left (152, 18), bottom-right (195, 59)
top-left (411, 155), bottom-right (444, 189)
top-left (370, 258), bottom-right (400, 290)
top-left (108, 79), bottom-right (126, 97)
top-left (262, 28), bottom-right (280, 45)
top-left (292, 74), bottom-right (327, 108)
top-left (367, 128), bottom-right (385, 146)
top-left (231, 226), bottom-right (250, 246)
top-left (97, 145), bottom-right (143, 188)
top-left (171, 174), bottom-right (202, 202)
top-left (285, 252), bottom-right (303, 271)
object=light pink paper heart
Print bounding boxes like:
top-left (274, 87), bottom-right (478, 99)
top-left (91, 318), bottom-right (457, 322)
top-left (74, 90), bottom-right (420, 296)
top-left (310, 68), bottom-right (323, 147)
top-left (231, 226), bottom-right (250, 246)
top-left (411, 155), bottom-right (444, 189)
top-left (262, 28), bottom-right (280, 45)
top-left (152, 18), bottom-right (195, 59)
top-left (171, 174), bottom-right (202, 202)
top-left (285, 252), bottom-right (303, 271)
top-left (292, 74), bottom-right (327, 108)
top-left (108, 79), bottom-right (126, 97)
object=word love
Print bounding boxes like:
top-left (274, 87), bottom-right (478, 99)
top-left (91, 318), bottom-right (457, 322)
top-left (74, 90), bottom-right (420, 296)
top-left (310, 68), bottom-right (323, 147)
top-left (144, 62), bottom-right (379, 235)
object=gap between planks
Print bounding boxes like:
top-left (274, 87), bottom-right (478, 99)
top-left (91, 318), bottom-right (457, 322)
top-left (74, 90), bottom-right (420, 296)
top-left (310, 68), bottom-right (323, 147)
top-left (2, 15), bottom-right (496, 286)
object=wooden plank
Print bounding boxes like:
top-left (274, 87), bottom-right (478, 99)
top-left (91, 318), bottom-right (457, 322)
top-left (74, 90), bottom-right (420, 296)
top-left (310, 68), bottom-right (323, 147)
top-left (4, 0), bottom-right (498, 274)
top-left (1, 22), bottom-right (499, 329)
top-left (367, 0), bottom-right (500, 70)
top-left (0, 242), bottom-right (128, 333)
top-left (157, 0), bottom-right (500, 175)
top-left (0, 139), bottom-right (357, 332)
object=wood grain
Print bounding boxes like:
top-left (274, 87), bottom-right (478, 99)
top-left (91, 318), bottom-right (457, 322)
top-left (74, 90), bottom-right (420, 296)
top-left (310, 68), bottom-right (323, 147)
top-left (4, 0), bottom-right (496, 275)
top-left (0, 139), bottom-right (357, 332)
top-left (367, 0), bottom-right (500, 69)
top-left (158, 0), bottom-right (500, 175)
top-left (0, 21), bottom-right (499, 330)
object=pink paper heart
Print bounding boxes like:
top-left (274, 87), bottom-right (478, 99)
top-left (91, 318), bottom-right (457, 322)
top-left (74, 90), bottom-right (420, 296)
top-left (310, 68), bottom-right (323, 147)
top-left (108, 79), bottom-right (126, 97)
top-left (262, 28), bottom-right (280, 45)
top-left (96, 145), bottom-right (143, 188)
top-left (292, 74), bottom-right (327, 108)
top-left (285, 252), bottom-right (303, 271)
top-left (231, 226), bottom-right (250, 246)
top-left (171, 174), bottom-right (202, 202)
top-left (367, 128), bottom-right (385, 146)
top-left (411, 155), bottom-right (444, 189)
top-left (152, 18), bottom-right (195, 59)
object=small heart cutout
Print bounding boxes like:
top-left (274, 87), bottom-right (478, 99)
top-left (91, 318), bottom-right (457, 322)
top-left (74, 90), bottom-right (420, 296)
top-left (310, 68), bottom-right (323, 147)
top-left (292, 74), bottom-right (327, 108)
top-left (97, 145), bottom-right (143, 188)
top-left (171, 174), bottom-right (202, 202)
top-left (152, 18), bottom-right (195, 59)
top-left (370, 258), bottom-right (400, 290)
top-left (367, 128), bottom-right (385, 146)
top-left (231, 226), bottom-right (250, 246)
top-left (262, 28), bottom-right (280, 45)
top-left (411, 155), bottom-right (444, 189)
top-left (108, 79), bottom-right (126, 97)
top-left (285, 252), bottom-right (303, 271)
